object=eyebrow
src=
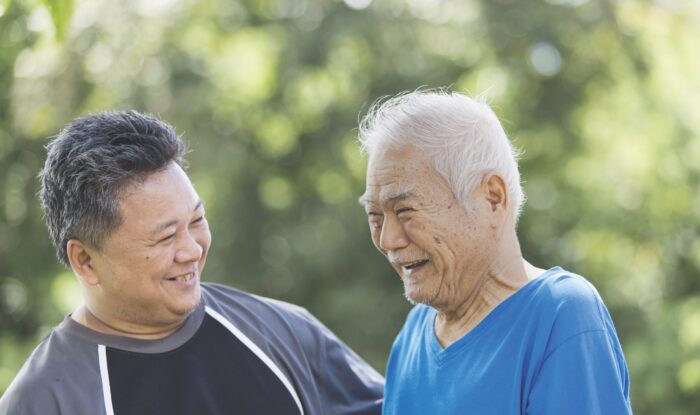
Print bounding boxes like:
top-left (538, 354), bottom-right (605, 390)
top-left (358, 190), bottom-right (414, 207)
top-left (151, 200), bottom-right (204, 237)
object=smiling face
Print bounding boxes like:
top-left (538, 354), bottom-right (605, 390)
top-left (362, 145), bottom-right (500, 309)
top-left (83, 162), bottom-right (211, 330)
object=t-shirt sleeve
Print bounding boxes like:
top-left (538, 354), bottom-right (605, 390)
top-left (526, 329), bottom-right (632, 415)
top-left (298, 308), bottom-right (384, 415)
top-left (0, 376), bottom-right (62, 415)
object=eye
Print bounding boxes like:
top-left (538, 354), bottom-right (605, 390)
top-left (191, 215), bottom-right (205, 225)
top-left (159, 233), bottom-right (176, 243)
top-left (396, 207), bottom-right (414, 215)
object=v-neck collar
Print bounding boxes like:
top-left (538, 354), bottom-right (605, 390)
top-left (426, 267), bottom-right (563, 365)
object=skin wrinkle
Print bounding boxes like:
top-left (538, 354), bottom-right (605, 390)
top-left (436, 209), bottom-right (525, 327)
top-left (364, 144), bottom-right (545, 348)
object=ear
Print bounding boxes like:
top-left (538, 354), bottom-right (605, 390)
top-left (481, 173), bottom-right (509, 216)
top-left (66, 239), bottom-right (100, 286)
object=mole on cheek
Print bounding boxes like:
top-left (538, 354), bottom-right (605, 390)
top-left (145, 256), bottom-right (150, 260)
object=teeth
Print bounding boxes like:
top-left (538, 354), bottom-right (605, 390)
top-left (404, 259), bottom-right (428, 269)
top-left (172, 273), bottom-right (193, 282)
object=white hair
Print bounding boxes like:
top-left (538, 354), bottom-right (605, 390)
top-left (359, 89), bottom-right (525, 218)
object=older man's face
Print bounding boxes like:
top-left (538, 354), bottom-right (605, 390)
top-left (87, 162), bottom-right (211, 327)
top-left (362, 145), bottom-right (498, 309)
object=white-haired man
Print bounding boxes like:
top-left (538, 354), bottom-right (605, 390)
top-left (358, 90), bottom-right (632, 414)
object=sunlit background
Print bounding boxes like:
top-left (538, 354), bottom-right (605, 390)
top-left (1, 0), bottom-right (699, 412)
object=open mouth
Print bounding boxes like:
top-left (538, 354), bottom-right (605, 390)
top-left (166, 273), bottom-right (195, 282)
top-left (402, 259), bottom-right (429, 272)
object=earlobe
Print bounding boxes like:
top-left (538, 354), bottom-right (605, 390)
top-left (66, 240), bottom-right (100, 286)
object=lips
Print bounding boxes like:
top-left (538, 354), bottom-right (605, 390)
top-left (166, 272), bottom-right (195, 282)
top-left (399, 259), bottom-right (429, 273)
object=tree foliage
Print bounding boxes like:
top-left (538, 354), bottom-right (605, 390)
top-left (0, 0), bottom-right (699, 412)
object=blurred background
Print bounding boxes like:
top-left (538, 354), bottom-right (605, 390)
top-left (0, 0), bottom-right (698, 412)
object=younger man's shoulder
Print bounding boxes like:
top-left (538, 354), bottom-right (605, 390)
top-left (0, 327), bottom-right (99, 414)
top-left (200, 282), bottom-right (323, 332)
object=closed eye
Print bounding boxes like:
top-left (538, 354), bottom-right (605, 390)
top-left (396, 207), bottom-right (414, 215)
top-left (191, 216), bottom-right (205, 225)
top-left (159, 233), bottom-right (175, 243)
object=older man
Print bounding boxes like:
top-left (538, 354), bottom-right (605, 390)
top-left (0, 111), bottom-right (383, 415)
top-left (358, 91), bottom-right (631, 414)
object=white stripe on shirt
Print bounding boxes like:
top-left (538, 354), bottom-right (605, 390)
top-left (98, 344), bottom-right (115, 415)
top-left (205, 306), bottom-right (305, 415)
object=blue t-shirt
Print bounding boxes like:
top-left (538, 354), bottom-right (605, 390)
top-left (383, 267), bottom-right (632, 415)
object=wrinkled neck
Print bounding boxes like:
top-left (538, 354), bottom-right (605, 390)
top-left (434, 257), bottom-right (545, 348)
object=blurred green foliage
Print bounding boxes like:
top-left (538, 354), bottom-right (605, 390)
top-left (0, 0), bottom-right (699, 413)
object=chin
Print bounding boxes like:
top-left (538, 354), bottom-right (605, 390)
top-left (403, 283), bottom-right (438, 306)
top-left (171, 288), bottom-right (202, 317)
top-left (183, 288), bottom-right (202, 310)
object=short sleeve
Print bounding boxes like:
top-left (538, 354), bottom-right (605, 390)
top-left (0, 376), bottom-right (62, 415)
top-left (526, 330), bottom-right (632, 415)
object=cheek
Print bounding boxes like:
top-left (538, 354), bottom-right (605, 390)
top-left (199, 233), bottom-right (212, 252)
top-left (195, 225), bottom-right (212, 251)
top-left (137, 246), bottom-right (175, 269)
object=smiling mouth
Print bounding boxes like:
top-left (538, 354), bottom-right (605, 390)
top-left (402, 259), bottom-right (429, 272)
top-left (166, 273), bottom-right (195, 282)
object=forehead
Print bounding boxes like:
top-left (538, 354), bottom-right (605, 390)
top-left (363, 146), bottom-right (445, 205)
top-left (118, 163), bottom-right (200, 225)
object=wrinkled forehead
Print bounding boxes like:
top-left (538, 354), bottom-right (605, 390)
top-left (361, 147), bottom-right (437, 207)
top-left (359, 184), bottom-right (416, 209)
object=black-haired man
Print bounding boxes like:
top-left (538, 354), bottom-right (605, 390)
top-left (0, 111), bottom-right (383, 415)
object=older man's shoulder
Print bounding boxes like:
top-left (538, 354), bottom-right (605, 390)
top-left (533, 267), bottom-right (603, 303)
top-left (530, 267), bottom-right (613, 333)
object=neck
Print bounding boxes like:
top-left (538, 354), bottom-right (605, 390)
top-left (434, 258), bottom-right (546, 348)
top-left (71, 304), bottom-right (185, 340)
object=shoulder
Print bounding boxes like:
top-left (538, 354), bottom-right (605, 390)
top-left (3, 333), bottom-right (59, 390)
top-left (532, 268), bottom-right (607, 321)
top-left (0, 340), bottom-right (49, 412)
top-left (527, 268), bottom-right (618, 348)
top-left (0, 328), bottom-right (90, 414)
top-left (201, 282), bottom-right (313, 324)
top-left (534, 268), bottom-right (601, 303)
top-left (200, 282), bottom-right (332, 350)
top-left (199, 283), bottom-right (385, 385)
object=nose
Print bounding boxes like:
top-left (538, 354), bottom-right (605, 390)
top-left (175, 231), bottom-right (204, 263)
top-left (379, 215), bottom-right (409, 252)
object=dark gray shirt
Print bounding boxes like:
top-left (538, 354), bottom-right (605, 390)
top-left (0, 283), bottom-right (384, 414)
